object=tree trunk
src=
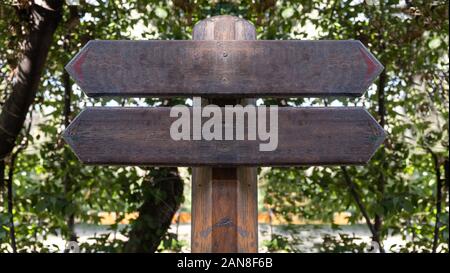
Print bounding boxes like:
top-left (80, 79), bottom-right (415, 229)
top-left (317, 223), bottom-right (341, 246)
top-left (0, 1), bottom-right (63, 160)
top-left (124, 167), bottom-right (184, 253)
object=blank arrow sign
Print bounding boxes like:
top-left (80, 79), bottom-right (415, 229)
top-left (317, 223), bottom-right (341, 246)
top-left (66, 40), bottom-right (383, 98)
top-left (63, 107), bottom-right (385, 166)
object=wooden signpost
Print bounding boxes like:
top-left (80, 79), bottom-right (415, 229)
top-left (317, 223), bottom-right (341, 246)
top-left (63, 15), bottom-right (385, 253)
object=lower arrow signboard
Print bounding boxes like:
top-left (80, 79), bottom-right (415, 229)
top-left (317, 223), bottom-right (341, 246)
top-left (63, 107), bottom-right (385, 166)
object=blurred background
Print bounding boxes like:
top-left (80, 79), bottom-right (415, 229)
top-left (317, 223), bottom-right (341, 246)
top-left (0, 0), bottom-right (448, 253)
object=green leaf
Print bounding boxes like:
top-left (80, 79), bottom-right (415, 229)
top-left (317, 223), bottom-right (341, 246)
top-left (282, 7), bottom-right (295, 19)
top-left (428, 38), bottom-right (442, 49)
top-left (154, 7), bottom-right (168, 19)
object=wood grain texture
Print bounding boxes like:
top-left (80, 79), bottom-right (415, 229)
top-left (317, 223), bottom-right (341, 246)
top-left (211, 168), bottom-right (238, 252)
top-left (191, 167), bottom-right (213, 252)
top-left (191, 15), bottom-right (258, 254)
top-left (66, 40), bottom-right (383, 98)
top-left (236, 166), bottom-right (258, 252)
top-left (63, 106), bottom-right (385, 166)
top-left (191, 167), bottom-right (258, 253)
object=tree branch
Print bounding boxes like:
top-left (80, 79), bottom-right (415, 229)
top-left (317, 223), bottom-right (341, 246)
top-left (341, 166), bottom-right (385, 252)
top-left (429, 150), bottom-right (443, 253)
top-left (7, 156), bottom-right (17, 252)
top-left (5, 109), bottom-right (34, 253)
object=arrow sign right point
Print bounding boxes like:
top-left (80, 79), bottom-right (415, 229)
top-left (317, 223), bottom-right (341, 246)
top-left (356, 41), bottom-right (384, 92)
top-left (361, 108), bottom-right (386, 163)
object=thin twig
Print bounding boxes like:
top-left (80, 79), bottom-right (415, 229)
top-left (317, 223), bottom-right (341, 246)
top-left (341, 166), bottom-right (385, 252)
top-left (429, 150), bottom-right (443, 253)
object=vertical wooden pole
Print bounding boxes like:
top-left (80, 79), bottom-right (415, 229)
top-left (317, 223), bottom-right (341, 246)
top-left (191, 15), bottom-right (258, 253)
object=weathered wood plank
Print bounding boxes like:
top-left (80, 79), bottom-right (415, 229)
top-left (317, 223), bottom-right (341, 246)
top-left (66, 40), bottom-right (383, 98)
top-left (63, 107), bottom-right (385, 166)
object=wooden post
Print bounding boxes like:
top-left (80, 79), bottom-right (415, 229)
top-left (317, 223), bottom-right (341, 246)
top-left (191, 15), bottom-right (258, 253)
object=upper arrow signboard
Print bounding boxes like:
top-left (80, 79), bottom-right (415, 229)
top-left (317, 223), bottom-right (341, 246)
top-left (66, 40), bottom-right (383, 98)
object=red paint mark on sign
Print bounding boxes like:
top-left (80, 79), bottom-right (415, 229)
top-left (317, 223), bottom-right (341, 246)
top-left (358, 46), bottom-right (377, 84)
top-left (72, 49), bottom-right (88, 82)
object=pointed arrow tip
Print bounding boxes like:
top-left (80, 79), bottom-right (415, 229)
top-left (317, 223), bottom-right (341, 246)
top-left (62, 109), bottom-right (89, 164)
top-left (361, 108), bottom-right (387, 164)
top-left (356, 41), bottom-right (384, 94)
top-left (65, 41), bottom-right (94, 93)
top-left (62, 123), bottom-right (78, 159)
top-left (66, 48), bottom-right (88, 82)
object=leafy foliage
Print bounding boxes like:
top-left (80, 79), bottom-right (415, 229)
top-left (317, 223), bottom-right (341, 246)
top-left (0, 0), bottom-right (448, 252)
